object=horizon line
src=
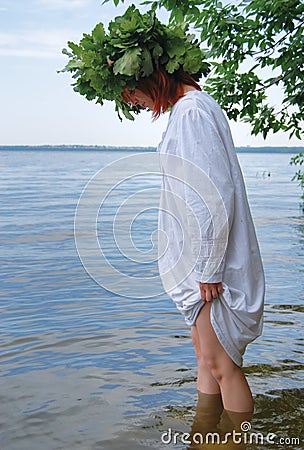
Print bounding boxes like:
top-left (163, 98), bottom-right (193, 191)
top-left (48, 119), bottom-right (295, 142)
top-left (1, 144), bottom-right (303, 149)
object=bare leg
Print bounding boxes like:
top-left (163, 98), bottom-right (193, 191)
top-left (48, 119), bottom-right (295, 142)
top-left (188, 392), bottom-right (223, 448)
top-left (195, 302), bottom-right (254, 413)
top-left (191, 324), bottom-right (220, 394)
top-left (220, 408), bottom-right (253, 432)
top-left (191, 391), bottom-right (223, 431)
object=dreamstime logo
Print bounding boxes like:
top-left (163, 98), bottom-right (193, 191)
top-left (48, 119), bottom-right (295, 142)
top-left (161, 424), bottom-right (301, 447)
top-left (74, 152), bottom-right (229, 298)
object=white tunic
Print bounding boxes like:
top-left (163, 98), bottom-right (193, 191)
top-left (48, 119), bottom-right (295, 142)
top-left (157, 90), bottom-right (265, 367)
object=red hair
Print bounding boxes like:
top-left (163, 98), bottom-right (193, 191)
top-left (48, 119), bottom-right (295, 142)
top-left (122, 70), bottom-right (201, 119)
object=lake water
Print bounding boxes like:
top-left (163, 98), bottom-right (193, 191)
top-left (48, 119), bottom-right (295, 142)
top-left (1, 148), bottom-right (303, 449)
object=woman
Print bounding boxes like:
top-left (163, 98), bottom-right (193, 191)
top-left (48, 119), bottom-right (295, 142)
top-left (63, 6), bottom-right (265, 416)
top-left (123, 69), bottom-right (265, 414)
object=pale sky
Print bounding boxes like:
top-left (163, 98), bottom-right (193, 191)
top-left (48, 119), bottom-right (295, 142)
top-left (0, 0), bottom-right (301, 147)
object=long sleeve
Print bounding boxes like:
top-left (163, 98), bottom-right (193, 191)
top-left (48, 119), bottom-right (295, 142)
top-left (157, 90), bottom-right (264, 365)
top-left (175, 107), bottom-right (235, 283)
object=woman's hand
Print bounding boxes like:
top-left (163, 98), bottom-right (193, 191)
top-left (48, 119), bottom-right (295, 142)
top-left (199, 282), bottom-right (223, 302)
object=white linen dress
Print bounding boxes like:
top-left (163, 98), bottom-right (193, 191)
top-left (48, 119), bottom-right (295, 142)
top-left (157, 90), bottom-right (265, 367)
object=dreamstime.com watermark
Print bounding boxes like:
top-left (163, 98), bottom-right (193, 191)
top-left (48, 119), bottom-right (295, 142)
top-left (161, 422), bottom-right (301, 446)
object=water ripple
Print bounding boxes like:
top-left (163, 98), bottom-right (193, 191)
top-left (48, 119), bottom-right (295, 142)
top-left (1, 149), bottom-right (303, 449)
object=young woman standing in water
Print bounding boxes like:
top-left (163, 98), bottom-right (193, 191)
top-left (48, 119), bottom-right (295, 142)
top-left (123, 69), bottom-right (264, 414)
top-left (63, 6), bottom-right (265, 417)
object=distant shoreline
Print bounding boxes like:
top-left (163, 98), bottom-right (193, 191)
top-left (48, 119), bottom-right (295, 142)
top-left (0, 145), bottom-right (303, 154)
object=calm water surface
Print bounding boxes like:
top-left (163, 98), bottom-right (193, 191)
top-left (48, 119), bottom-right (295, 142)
top-left (1, 149), bottom-right (303, 449)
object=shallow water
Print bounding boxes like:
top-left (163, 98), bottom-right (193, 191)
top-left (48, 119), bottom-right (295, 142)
top-left (1, 149), bottom-right (303, 449)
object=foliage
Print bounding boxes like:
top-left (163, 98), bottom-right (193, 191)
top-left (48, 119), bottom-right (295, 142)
top-left (60, 5), bottom-right (209, 120)
top-left (111, 0), bottom-right (303, 139)
top-left (290, 152), bottom-right (304, 209)
top-left (104, 0), bottom-right (304, 202)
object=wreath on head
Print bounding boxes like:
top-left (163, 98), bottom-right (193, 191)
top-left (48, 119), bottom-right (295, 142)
top-left (60, 4), bottom-right (210, 120)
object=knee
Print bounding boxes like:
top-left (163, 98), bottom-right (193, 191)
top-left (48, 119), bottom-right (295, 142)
top-left (203, 354), bottom-right (222, 380)
top-left (202, 352), bottom-right (237, 383)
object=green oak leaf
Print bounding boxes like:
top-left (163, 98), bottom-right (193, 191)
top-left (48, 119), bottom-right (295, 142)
top-left (113, 47), bottom-right (142, 77)
top-left (141, 47), bottom-right (154, 77)
top-left (92, 23), bottom-right (105, 44)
